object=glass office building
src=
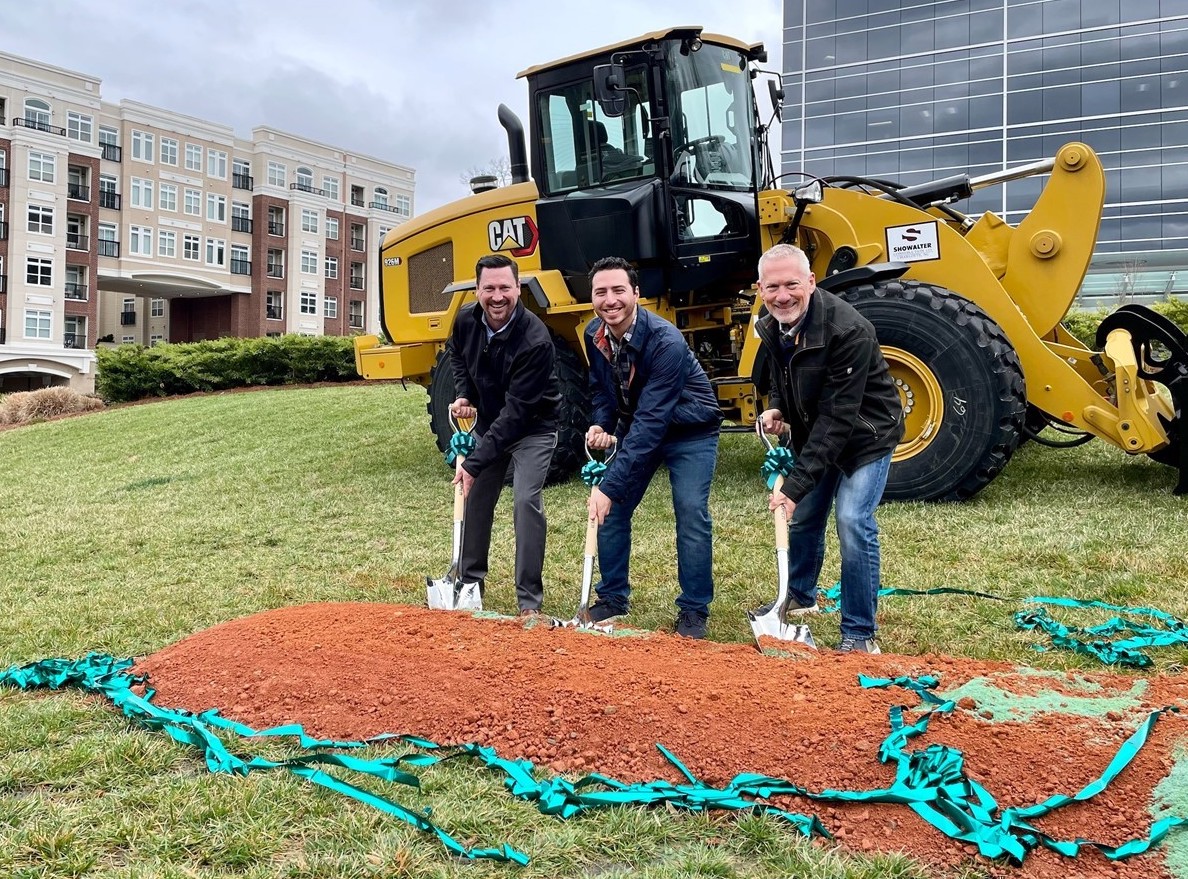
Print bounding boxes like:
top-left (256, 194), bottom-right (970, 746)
top-left (781, 0), bottom-right (1188, 301)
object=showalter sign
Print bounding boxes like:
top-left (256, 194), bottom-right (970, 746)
top-left (886, 221), bottom-right (940, 263)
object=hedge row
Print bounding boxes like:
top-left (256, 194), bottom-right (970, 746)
top-left (1061, 298), bottom-right (1188, 349)
top-left (96, 335), bottom-right (360, 403)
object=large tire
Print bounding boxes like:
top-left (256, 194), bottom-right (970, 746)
top-left (839, 281), bottom-right (1027, 502)
top-left (426, 335), bottom-right (588, 486)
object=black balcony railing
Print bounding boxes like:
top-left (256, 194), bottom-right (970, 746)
top-left (369, 201), bottom-right (399, 212)
top-left (68, 183), bottom-right (90, 201)
top-left (0, 168), bottom-right (7, 188)
top-left (350, 196), bottom-right (364, 207)
top-left (15, 117), bottom-right (66, 136)
top-left (101, 143), bottom-right (122, 162)
top-left (266, 305), bottom-right (283, 320)
top-left (266, 265), bottom-right (284, 279)
top-left (120, 311), bottom-right (136, 326)
top-left (268, 221), bottom-right (285, 236)
top-left (64, 332), bottom-right (86, 350)
top-left (97, 239), bottom-right (120, 258)
top-left (99, 190), bottom-right (121, 210)
top-left (350, 237), bottom-right (365, 251)
top-left (66, 234), bottom-right (88, 251)
top-left (290, 182), bottom-right (328, 197)
top-left (0, 221), bottom-right (7, 241)
top-left (0, 274), bottom-right (6, 294)
top-left (231, 216), bottom-right (252, 233)
top-left (0, 327), bottom-right (5, 345)
top-left (230, 259), bottom-right (252, 275)
top-left (349, 277), bottom-right (365, 290)
top-left (349, 317), bottom-right (364, 329)
top-left (232, 172), bottom-right (254, 190)
top-left (65, 283), bottom-right (88, 300)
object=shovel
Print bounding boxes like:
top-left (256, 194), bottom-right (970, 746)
top-left (748, 422), bottom-right (816, 650)
top-left (426, 412), bottom-right (483, 611)
top-left (552, 439), bottom-right (617, 632)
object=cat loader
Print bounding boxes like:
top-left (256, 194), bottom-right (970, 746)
top-left (354, 26), bottom-right (1187, 500)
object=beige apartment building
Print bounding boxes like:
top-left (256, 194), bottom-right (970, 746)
top-left (0, 51), bottom-right (414, 393)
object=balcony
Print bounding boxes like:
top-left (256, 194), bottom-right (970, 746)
top-left (0, 274), bottom-right (6, 294)
top-left (101, 143), bottom-right (122, 162)
top-left (120, 311), bottom-right (136, 326)
top-left (68, 183), bottom-right (90, 201)
top-left (231, 216), bottom-right (253, 233)
top-left (64, 333), bottom-right (86, 350)
top-left (15, 117), bottom-right (66, 136)
top-left (268, 221), bottom-right (285, 236)
top-left (349, 315), bottom-right (364, 330)
top-left (349, 277), bottom-right (364, 290)
top-left (350, 196), bottom-right (364, 207)
top-left (0, 327), bottom-right (5, 345)
top-left (99, 190), bottom-right (121, 210)
top-left (290, 182), bottom-right (328, 197)
top-left (230, 259), bottom-right (252, 276)
top-left (232, 172), bottom-right (254, 190)
top-left (266, 265), bottom-right (284, 279)
top-left (266, 305), bottom-right (283, 320)
top-left (97, 239), bottom-right (120, 258)
top-left (65, 282), bottom-right (88, 301)
top-left (0, 168), bottom-right (7, 187)
top-left (369, 201), bottom-right (399, 212)
top-left (66, 234), bottom-right (89, 251)
top-left (350, 237), bottom-right (365, 251)
top-left (0, 221), bottom-right (7, 241)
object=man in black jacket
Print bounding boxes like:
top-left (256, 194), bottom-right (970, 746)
top-left (755, 244), bottom-right (903, 653)
top-left (448, 254), bottom-right (560, 615)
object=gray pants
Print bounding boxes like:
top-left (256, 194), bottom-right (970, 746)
top-left (460, 431), bottom-right (556, 611)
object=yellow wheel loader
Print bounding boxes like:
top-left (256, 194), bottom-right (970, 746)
top-left (355, 26), bottom-right (1187, 500)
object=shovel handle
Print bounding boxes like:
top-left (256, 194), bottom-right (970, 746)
top-left (584, 515), bottom-right (598, 556)
top-left (771, 474), bottom-right (789, 551)
top-left (453, 458), bottom-right (467, 522)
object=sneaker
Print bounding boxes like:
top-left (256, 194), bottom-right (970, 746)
top-left (675, 610), bottom-right (708, 640)
top-left (587, 599), bottom-right (627, 623)
top-left (518, 608), bottom-right (541, 617)
top-left (838, 638), bottom-right (881, 654)
top-left (752, 596), bottom-right (819, 617)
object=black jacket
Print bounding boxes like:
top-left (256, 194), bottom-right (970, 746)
top-left (448, 301), bottom-right (559, 477)
top-left (756, 290), bottom-right (903, 503)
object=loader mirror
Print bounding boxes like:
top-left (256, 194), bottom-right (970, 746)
top-left (593, 63), bottom-right (627, 117)
top-left (792, 179), bottom-right (823, 204)
top-left (767, 79), bottom-right (784, 123)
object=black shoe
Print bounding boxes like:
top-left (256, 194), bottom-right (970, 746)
top-left (751, 596), bottom-right (819, 617)
top-left (587, 599), bottom-right (627, 623)
top-left (838, 637), bottom-right (881, 654)
top-left (675, 610), bottom-right (708, 639)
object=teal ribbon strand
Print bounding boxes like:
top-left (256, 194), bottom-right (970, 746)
top-left (444, 430), bottom-right (476, 466)
top-left (761, 446), bottom-right (795, 490)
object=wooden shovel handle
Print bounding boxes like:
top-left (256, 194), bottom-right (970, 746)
top-left (771, 474), bottom-right (789, 551)
top-left (453, 458), bottom-right (466, 521)
top-left (584, 515), bottom-right (598, 556)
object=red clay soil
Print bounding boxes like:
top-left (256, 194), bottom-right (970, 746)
top-left (134, 603), bottom-right (1188, 879)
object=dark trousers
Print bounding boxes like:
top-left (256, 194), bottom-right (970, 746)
top-left (460, 431), bottom-right (556, 611)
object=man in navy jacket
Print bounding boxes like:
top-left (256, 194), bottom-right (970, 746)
top-left (583, 256), bottom-right (722, 638)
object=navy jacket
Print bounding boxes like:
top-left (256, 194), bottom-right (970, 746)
top-left (585, 306), bottom-right (721, 507)
top-left (448, 301), bottom-right (559, 477)
top-left (756, 289), bottom-right (903, 503)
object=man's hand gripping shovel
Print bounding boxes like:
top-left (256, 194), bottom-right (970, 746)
top-left (426, 411), bottom-right (483, 611)
top-left (748, 420), bottom-right (816, 650)
top-left (551, 439), bottom-right (617, 632)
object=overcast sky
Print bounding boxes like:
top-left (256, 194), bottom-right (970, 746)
top-left (1, 1), bottom-right (783, 212)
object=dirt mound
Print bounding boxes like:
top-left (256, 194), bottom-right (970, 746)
top-left (134, 602), bottom-right (1188, 879)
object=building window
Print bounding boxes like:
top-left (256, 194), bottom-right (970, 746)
top-left (67, 111), bottom-right (93, 143)
top-left (206, 193), bottom-right (227, 222)
top-left (230, 243), bottom-right (250, 275)
top-left (300, 289), bottom-right (318, 315)
top-left (64, 316), bottom-right (87, 349)
top-left (207, 149), bottom-right (227, 179)
top-left (158, 230), bottom-right (177, 257)
top-left (185, 143), bottom-right (202, 171)
top-left (99, 126), bottom-right (120, 161)
top-left (131, 130), bottom-right (154, 162)
top-left (350, 224), bottom-right (365, 250)
top-left (301, 208), bottom-right (319, 233)
top-left (27, 258), bottom-right (52, 287)
top-left (268, 206), bottom-right (285, 236)
top-left (205, 238), bottom-right (226, 266)
top-left (29, 151), bottom-right (55, 183)
top-left (348, 299), bottom-right (364, 329)
top-left (121, 336), bottom-right (135, 345)
top-left (267, 161), bottom-right (286, 187)
top-left (325, 256), bottom-right (338, 279)
top-left (149, 334), bottom-right (164, 346)
top-left (323, 176), bottom-right (340, 200)
top-left (27, 204), bottom-right (53, 235)
top-left (131, 177), bottom-right (154, 209)
top-left (296, 166), bottom-right (314, 190)
top-left (150, 298), bottom-right (165, 318)
top-left (373, 187), bottom-right (389, 208)
top-left (267, 249), bottom-right (284, 277)
top-left (396, 194), bottom-right (411, 217)
top-left (231, 201), bottom-right (251, 233)
top-left (129, 225), bottom-right (153, 257)
top-left (65, 265), bottom-right (87, 300)
top-left (326, 217), bottom-right (339, 240)
top-left (160, 137), bottom-right (179, 166)
top-left (184, 188), bottom-right (201, 216)
top-left (159, 183), bottom-right (178, 212)
top-left (350, 184), bottom-right (364, 207)
top-left (99, 174), bottom-right (120, 209)
top-left (301, 249), bottom-right (318, 274)
top-left (350, 262), bottom-right (365, 289)
top-left (266, 291), bottom-right (284, 320)
top-left (25, 309), bottom-right (52, 340)
top-left (324, 296), bottom-right (338, 319)
top-left (183, 234), bottom-right (200, 261)
top-left (66, 214), bottom-right (87, 250)
top-left (98, 223), bottom-right (118, 258)
top-left (24, 98), bottom-right (51, 129)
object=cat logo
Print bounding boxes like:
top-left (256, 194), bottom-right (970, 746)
top-left (487, 215), bottom-right (539, 257)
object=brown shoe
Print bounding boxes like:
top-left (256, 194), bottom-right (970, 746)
top-left (519, 608), bottom-right (541, 617)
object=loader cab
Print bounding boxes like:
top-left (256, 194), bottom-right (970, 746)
top-left (522, 28), bottom-right (764, 304)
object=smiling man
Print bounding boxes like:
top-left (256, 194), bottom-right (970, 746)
top-left (755, 243), bottom-right (903, 654)
top-left (583, 256), bottom-right (722, 639)
top-left (446, 253), bottom-right (560, 616)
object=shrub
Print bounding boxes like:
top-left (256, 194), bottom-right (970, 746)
top-left (1062, 299), bottom-right (1188, 348)
top-left (95, 335), bottom-right (361, 403)
top-left (0, 387), bottom-right (106, 426)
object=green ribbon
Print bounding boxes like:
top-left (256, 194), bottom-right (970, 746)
top-left (761, 446), bottom-right (795, 490)
top-left (580, 459), bottom-right (608, 487)
top-left (1015, 596), bottom-right (1188, 669)
top-left (444, 430), bottom-right (476, 466)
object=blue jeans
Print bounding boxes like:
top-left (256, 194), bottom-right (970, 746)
top-left (595, 431), bottom-right (718, 616)
top-left (786, 452), bottom-right (892, 641)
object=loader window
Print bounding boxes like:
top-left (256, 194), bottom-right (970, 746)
top-left (536, 67), bottom-right (652, 194)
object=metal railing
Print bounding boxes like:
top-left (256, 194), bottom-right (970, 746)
top-left (230, 259), bottom-right (252, 275)
top-left (101, 143), bottom-right (122, 162)
top-left (350, 237), bottom-right (365, 251)
top-left (231, 216), bottom-right (252, 233)
top-left (63, 333), bottom-right (86, 350)
top-left (15, 117), bottom-right (66, 136)
top-left (0, 168), bottom-right (7, 188)
top-left (268, 221), bottom-right (285, 236)
top-left (290, 182), bottom-right (328, 197)
top-left (0, 274), bottom-right (6, 294)
top-left (0, 328), bottom-right (5, 345)
top-left (97, 239), bottom-right (120, 258)
top-left (349, 316), bottom-right (364, 329)
top-left (266, 304), bottom-right (283, 320)
top-left (349, 277), bottom-right (364, 290)
top-left (66, 234), bottom-right (89, 251)
top-left (120, 311), bottom-right (136, 326)
top-left (65, 282), bottom-right (88, 300)
top-left (99, 190), bottom-right (121, 210)
top-left (266, 265), bottom-right (284, 279)
top-left (68, 183), bottom-right (90, 201)
top-left (369, 201), bottom-right (399, 212)
top-left (232, 173), bottom-right (254, 190)
top-left (0, 221), bottom-right (7, 241)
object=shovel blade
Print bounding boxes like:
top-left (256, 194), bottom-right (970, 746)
top-left (425, 575), bottom-right (483, 611)
top-left (748, 606), bottom-right (816, 650)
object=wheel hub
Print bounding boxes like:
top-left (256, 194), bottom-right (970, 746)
top-left (883, 345), bottom-right (944, 463)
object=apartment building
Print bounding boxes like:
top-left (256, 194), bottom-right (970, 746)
top-left (0, 51), bottom-right (415, 393)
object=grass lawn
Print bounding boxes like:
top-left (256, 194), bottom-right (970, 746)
top-left (1, 383), bottom-right (1186, 878)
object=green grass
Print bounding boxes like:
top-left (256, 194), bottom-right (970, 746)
top-left (1, 383), bottom-right (1185, 878)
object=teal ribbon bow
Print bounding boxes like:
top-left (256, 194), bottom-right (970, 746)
top-left (444, 430), bottom-right (476, 466)
top-left (761, 446), bottom-right (795, 490)
top-left (581, 459), bottom-right (608, 487)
